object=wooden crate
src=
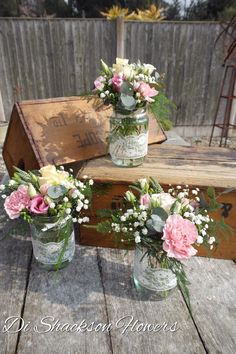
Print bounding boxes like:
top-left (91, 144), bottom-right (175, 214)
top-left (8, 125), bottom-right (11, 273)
top-left (77, 144), bottom-right (236, 260)
top-left (2, 96), bottom-right (166, 176)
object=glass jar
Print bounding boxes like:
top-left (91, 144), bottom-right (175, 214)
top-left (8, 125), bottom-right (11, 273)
top-left (30, 216), bottom-right (75, 270)
top-left (133, 246), bottom-right (177, 300)
top-left (109, 107), bottom-right (149, 167)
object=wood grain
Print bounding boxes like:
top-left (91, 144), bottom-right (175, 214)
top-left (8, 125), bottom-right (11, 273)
top-left (0, 19), bottom-right (224, 130)
top-left (0, 236), bottom-right (32, 354)
top-left (184, 257), bottom-right (236, 354)
top-left (125, 21), bottom-right (224, 127)
top-left (78, 144), bottom-right (236, 259)
top-left (2, 96), bottom-right (166, 176)
top-left (79, 145), bottom-right (236, 188)
top-left (16, 246), bottom-right (112, 354)
top-left (97, 248), bottom-right (206, 354)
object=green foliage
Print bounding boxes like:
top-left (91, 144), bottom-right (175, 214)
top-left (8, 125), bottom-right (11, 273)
top-left (149, 177), bottom-right (163, 193)
top-left (95, 220), bottom-right (113, 234)
top-left (149, 91), bottom-right (175, 131)
top-left (165, 0), bottom-right (181, 20)
top-left (0, 0), bottom-right (18, 17)
top-left (96, 209), bottom-right (114, 218)
top-left (159, 253), bottom-right (191, 310)
top-left (184, 0), bottom-right (235, 21)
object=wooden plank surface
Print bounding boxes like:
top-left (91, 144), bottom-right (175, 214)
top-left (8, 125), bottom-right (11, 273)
top-left (16, 246), bottom-right (112, 354)
top-left (0, 236), bottom-right (32, 354)
top-left (0, 239), bottom-right (235, 353)
top-left (184, 257), bottom-right (236, 354)
top-left (97, 248), bottom-right (206, 354)
top-left (79, 145), bottom-right (236, 188)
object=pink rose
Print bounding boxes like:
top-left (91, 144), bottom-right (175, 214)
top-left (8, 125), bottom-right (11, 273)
top-left (138, 82), bottom-right (158, 102)
top-left (30, 195), bottom-right (49, 215)
top-left (140, 194), bottom-right (151, 207)
top-left (162, 214), bottom-right (198, 260)
top-left (4, 185), bottom-right (31, 219)
top-left (94, 76), bottom-right (105, 91)
top-left (112, 73), bottom-right (124, 92)
top-left (39, 183), bottom-right (50, 195)
top-left (190, 200), bottom-right (199, 210)
top-left (181, 198), bottom-right (190, 207)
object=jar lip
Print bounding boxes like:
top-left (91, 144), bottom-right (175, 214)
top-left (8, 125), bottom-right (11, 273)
top-left (113, 105), bottom-right (147, 116)
top-left (31, 214), bottom-right (65, 224)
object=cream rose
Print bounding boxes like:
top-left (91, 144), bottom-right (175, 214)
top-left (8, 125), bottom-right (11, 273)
top-left (38, 165), bottom-right (69, 186)
top-left (113, 58), bottom-right (131, 75)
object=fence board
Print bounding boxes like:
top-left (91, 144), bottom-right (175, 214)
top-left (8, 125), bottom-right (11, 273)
top-left (125, 21), bottom-right (224, 127)
top-left (0, 18), bottom-right (117, 120)
top-left (0, 19), bottom-right (224, 128)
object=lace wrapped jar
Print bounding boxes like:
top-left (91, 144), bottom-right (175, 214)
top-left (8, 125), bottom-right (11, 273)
top-left (109, 107), bottom-right (149, 167)
top-left (133, 246), bottom-right (177, 300)
top-left (30, 216), bottom-right (75, 270)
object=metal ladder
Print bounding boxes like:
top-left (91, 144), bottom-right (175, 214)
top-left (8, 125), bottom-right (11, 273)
top-left (209, 63), bottom-right (236, 147)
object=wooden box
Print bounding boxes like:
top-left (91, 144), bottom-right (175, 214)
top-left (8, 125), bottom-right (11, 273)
top-left (2, 96), bottom-right (166, 176)
top-left (77, 145), bottom-right (236, 260)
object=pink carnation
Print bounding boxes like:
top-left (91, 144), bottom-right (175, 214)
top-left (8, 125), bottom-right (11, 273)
top-left (138, 82), bottom-right (158, 102)
top-left (140, 194), bottom-right (151, 207)
top-left (112, 73), bottom-right (124, 92)
top-left (30, 195), bottom-right (49, 215)
top-left (94, 76), bottom-right (105, 91)
top-left (4, 185), bottom-right (31, 219)
top-left (162, 214), bottom-right (198, 260)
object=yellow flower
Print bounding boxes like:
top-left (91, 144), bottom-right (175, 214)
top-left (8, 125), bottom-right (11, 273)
top-left (38, 165), bottom-right (69, 186)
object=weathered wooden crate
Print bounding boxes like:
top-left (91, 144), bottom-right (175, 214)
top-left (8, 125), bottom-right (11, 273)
top-left (77, 145), bottom-right (236, 260)
top-left (2, 96), bottom-right (166, 176)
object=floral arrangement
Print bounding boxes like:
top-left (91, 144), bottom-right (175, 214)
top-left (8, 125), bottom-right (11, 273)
top-left (95, 177), bottom-right (231, 305)
top-left (0, 165), bottom-right (93, 224)
top-left (94, 58), bottom-right (173, 129)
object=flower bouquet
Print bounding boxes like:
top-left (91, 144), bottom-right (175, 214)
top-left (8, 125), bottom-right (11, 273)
top-left (95, 178), bottom-right (231, 305)
top-left (0, 165), bottom-right (93, 270)
top-left (94, 58), bottom-right (173, 167)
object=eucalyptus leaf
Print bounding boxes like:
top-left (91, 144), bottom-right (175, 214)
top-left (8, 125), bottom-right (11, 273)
top-left (120, 94), bottom-right (136, 111)
top-left (47, 185), bottom-right (67, 199)
top-left (152, 207), bottom-right (168, 221)
top-left (120, 82), bottom-right (134, 96)
top-left (146, 214), bottom-right (165, 233)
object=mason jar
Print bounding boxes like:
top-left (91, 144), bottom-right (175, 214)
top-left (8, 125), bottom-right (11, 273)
top-left (30, 216), bottom-right (75, 270)
top-left (109, 107), bottom-right (149, 167)
top-left (133, 246), bottom-right (177, 300)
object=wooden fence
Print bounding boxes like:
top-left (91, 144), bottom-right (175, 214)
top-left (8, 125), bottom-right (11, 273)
top-left (0, 18), bottom-right (225, 130)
